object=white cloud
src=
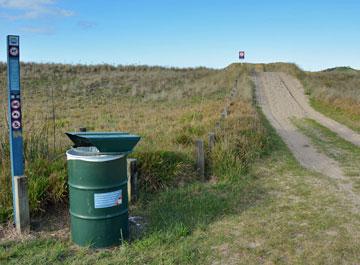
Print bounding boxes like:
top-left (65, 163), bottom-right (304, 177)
top-left (0, 0), bottom-right (74, 20)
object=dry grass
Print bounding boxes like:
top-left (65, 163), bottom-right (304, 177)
top-left (0, 62), bottom-right (268, 220)
top-left (1, 61), bottom-right (358, 219)
top-left (301, 69), bottom-right (360, 131)
top-left (1, 63), bottom-right (360, 264)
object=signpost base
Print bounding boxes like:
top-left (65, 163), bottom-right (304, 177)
top-left (14, 176), bottom-right (30, 234)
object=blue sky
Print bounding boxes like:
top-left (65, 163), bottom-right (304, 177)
top-left (0, 0), bottom-right (359, 71)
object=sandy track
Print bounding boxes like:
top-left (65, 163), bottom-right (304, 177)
top-left (253, 72), bottom-right (360, 209)
top-left (276, 73), bottom-right (360, 147)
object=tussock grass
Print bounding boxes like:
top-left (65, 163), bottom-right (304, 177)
top-left (294, 118), bottom-right (360, 190)
top-left (1, 61), bottom-right (357, 219)
top-left (301, 70), bottom-right (360, 131)
top-left (2, 101), bottom-right (360, 264)
top-left (1, 62), bottom-right (360, 264)
top-left (0, 63), bottom-right (267, 221)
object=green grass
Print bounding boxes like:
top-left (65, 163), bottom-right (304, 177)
top-left (1, 63), bottom-right (270, 219)
top-left (2, 113), bottom-right (360, 264)
top-left (0, 63), bottom-right (250, 219)
top-left (310, 97), bottom-right (360, 133)
top-left (2, 62), bottom-right (359, 218)
top-left (293, 118), bottom-right (360, 191)
top-left (299, 69), bottom-right (360, 132)
top-left (1, 62), bottom-right (360, 264)
top-left (0, 176), bottom-right (261, 264)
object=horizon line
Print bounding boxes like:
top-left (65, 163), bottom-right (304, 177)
top-left (0, 61), bottom-right (358, 72)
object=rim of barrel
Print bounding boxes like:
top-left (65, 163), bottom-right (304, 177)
top-left (66, 147), bottom-right (128, 162)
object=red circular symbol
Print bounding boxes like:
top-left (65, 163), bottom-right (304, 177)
top-left (11, 100), bottom-right (20, 109)
top-left (9, 47), bottom-right (19, 56)
top-left (12, 120), bottom-right (21, 130)
top-left (11, 110), bottom-right (21, 119)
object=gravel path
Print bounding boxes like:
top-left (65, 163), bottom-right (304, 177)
top-left (253, 72), bottom-right (360, 210)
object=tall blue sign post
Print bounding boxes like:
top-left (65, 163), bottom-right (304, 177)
top-left (7, 35), bottom-right (29, 233)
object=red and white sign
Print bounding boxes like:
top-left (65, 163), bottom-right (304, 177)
top-left (12, 120), bottom-right (21, 130)
top-left (11, 110), bottom-right (21, 119)
top-left (9, 46), bottom-right (19, 57)
top-left (11, 99), bottom-right (20, 109)
top-left (239, 51), bottom-right (245, 59)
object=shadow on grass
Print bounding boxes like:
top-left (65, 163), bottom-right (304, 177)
top-left (131, 101), bottom-right (282, 241)
top-left (135, 174), bottom-right (266, 241)
top-left (134, 150), bottom-right (198, 193)
top-left (30, 204), bottom-right (69, 235)
top-left (1, 103), bottom-right (282, 251)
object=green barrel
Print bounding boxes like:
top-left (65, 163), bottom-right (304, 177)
top-left (66, 147), bottom-right (129, 248)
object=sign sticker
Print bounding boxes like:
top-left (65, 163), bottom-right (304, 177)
top-left (9, 47), bottom-right (19, 57)
top-left (9, 36), bottom-right (19, 46)
top-left (11, 110), bottom-right (21, 119)
top-left (11, 99), bottom-right (20, 109)
top-left (9, 59), bottom-right (20, 91)
top-left (239, 51), bottom-right (245, 59)
top-left (12, 120), bottom-right (21, 130)
top-left (94, 189), bottom-right (122, 209)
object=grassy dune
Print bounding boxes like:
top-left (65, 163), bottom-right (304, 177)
top-left (302, 69), bottom-right (360, 132)
top-left (1, 63), bottom-right (360, 264)
top-left (0, 63), bottom-right (268, 220)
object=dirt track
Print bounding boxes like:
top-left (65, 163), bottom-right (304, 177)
top-left (253, 72), bottom-right (360, 209)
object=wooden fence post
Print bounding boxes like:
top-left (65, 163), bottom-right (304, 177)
top-left (215, 121), bottom-right (221, 130)
top-left (208, 132), bottom-right (216, 151)
top-left (14, 176), bottom-right (30, 234)
top-left (221, 111), bottom-right (226, 119)
top-left (223, 106), bottom-right (228, 117)
top-left (195, 139), bottom-right (205, 180)
top-left (127, 158), bottom-right (139, 203)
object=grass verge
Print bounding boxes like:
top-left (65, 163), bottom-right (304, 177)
top-left (309, 98), bottom-right (360, 133)
top-left (2, 110), bottom-right (360, 264)
top-left (293, 118), bottom-right (360, 191)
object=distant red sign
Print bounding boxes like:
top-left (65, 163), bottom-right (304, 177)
top-left (239, 51), bottom-right (245, 59)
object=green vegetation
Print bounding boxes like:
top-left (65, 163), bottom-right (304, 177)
top-left (322, 66), bottom-right (358, 73)
top-left (2, 110), bottom-right (360, 264)
top-left (301, 70), bottom-right (360, 132)
top-left (294, 118), bottom-right (360, 190)
top-left (2, 62), bottom-right (358, 219)
top-left (0, 63), bottom-right (267, 219)
top-left (1, 62), bottom-right (360, 264)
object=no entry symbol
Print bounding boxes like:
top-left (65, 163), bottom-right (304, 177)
top-left (11, 99), bottom-right (20, 109)
top-left (239, 51), bottom-right (245, 59)
top-left (11, 110), bottom-right (21, 119)
top-left (12, 120), bottom-right (21, 130)
top-left (9, 46), bottom-right (19, 57)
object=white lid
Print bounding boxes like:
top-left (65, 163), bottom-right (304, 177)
top-left (66, 147), bottom-right (125, 162)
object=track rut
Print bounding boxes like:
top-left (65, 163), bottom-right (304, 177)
top-left (253, 72), bottom-right (360, 210)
